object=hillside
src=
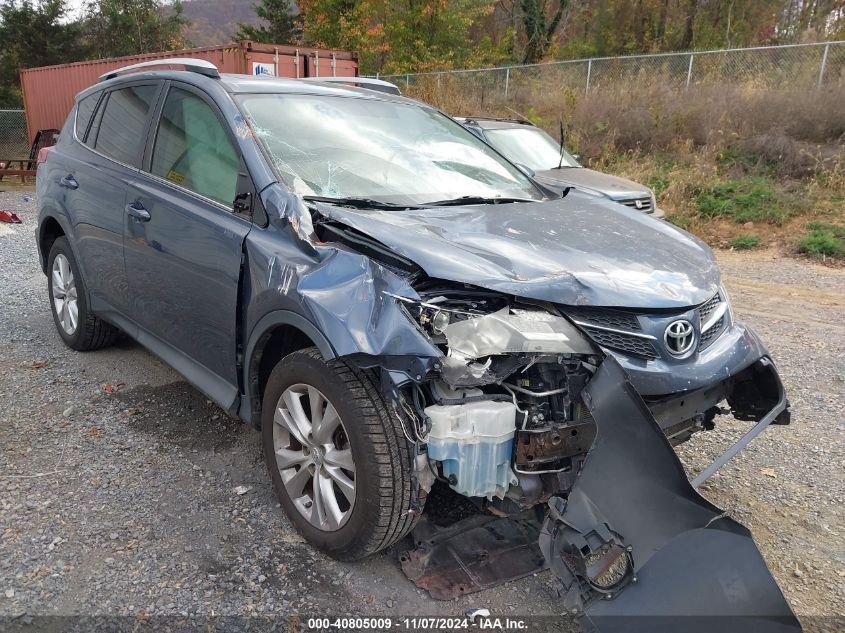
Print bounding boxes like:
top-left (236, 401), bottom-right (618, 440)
top-left (170, 0), bottom-right (261, 47)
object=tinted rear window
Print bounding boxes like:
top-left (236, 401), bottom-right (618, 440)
top-left (75, 93), bottom-right (100, 140)
top-left (91, 85), bottom-right (157, 165)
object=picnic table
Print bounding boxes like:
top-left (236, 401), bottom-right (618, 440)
top-left (0, 158), bottom-right (36, 183)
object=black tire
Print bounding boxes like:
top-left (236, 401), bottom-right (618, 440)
top-left (262, 347), bottom-right (420, 560)
top-left (47, 237), bottom-right (117, 351)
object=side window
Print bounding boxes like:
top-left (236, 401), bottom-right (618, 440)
top-left (151, 87), bottom-right (239, 207)
top-left (75, 92), bottom-right (99, 140)
top-left (85, 93), bottom-right (106, 146)
top-left (91, 85), bottom-right (157, 165)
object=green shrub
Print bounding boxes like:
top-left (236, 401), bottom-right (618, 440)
top-left (798, 223), bottom-right (845, 257)
top-left (646, 174), bottom-right (671, 196)
top-left (716, 148), bottom-right (759, 170)
top-left (694, 177), bottom-right (791, 224)
top-left (806, 221), bottom-right (845, 239)
top-left (730, 235), bottom-right (761, 249)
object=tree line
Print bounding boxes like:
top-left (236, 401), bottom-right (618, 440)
top-left (0, 0), bottom-right (186, 106)
top-left (1, 0), bottom-right (843, 107)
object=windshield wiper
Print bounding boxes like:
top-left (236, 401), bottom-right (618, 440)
top-left (423, 195), bottom-right (536, 207)
top-left (303, 195), bottom-right (418, 210)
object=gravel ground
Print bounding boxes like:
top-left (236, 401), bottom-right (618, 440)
top-left (1, 189), bottom-right (843, 630)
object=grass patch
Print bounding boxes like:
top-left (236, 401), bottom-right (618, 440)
top-left (645, 174), bottom-right (671, 196)
top-left (798, 222), bottom-right (845, 258)
top-left (730, 235), bottom-right (761, 249)
top-left (694, 177), bottom-right (793, 224)
top-left (716, 148), bottom-right (760, 171)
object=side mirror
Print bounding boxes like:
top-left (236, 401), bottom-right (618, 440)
top-left (515, 163), bottom-right (535, 178)
top-left (572, 154), bottom-right (581, 162)
top-left (233, 191), bottom-right (252, 214)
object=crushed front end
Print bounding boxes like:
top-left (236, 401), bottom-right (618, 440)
top-left (364, 282), bottom-right (798, 631)
top-left (277, 200), bottom-right (798, 630)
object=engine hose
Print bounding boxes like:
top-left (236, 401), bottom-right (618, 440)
top-left (434, 394), bottom-right (514, 406)
top-left (501, 382), bottom-right (568, 397)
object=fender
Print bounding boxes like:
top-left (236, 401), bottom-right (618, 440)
top-left (239, 309), bottom-right (336, 424)
top-left (36, 210), bottom-right (78, 274)
top-left (36, 210), bottom-right (98, 316)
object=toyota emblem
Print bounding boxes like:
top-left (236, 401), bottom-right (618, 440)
top-left (664, 319), bottom-right (695, 356)
top-left (635, 199), bottom-right (644, 209)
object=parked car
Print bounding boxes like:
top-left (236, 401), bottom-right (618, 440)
top-left (36, 60), bottom-right (797, 630)
top-left (457, 116), bottom-right (664, 218)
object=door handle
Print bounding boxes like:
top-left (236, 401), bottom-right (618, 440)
top-left (125, 202), bottom-right (151, 222)
top-left (59, 174), bottom-right (78, 190)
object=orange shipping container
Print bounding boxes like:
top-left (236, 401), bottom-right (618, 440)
top-left (20, 40), bottom-right (358, 143)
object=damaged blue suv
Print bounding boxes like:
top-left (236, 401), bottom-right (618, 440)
top-left (36, 59), bottom-right (799, 631)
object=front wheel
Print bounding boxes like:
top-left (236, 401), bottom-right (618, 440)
top-left (262, 348), bottom-right (420, 560)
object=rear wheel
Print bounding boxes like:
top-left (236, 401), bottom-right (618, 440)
top-left (262, 347), bottom-right (420, 560)
top-left (47, 237), bottom-right (117, 351)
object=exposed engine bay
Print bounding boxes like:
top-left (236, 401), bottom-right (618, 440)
top-left (373, 282), bottom-right (796, 632)
top-left (389, 283), bottom-right (602, 508)
top-left (295, 209), bottom-right (800, 631)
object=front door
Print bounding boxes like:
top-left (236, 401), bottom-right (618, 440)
top-left (123, 83), bottom-right (252, 401)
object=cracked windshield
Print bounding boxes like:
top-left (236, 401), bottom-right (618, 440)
top-left (236, 94), bottom-right (545, 205)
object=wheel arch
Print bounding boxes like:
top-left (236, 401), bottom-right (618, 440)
top-left (38, 214), bottom-right (70, 274)
top-left (240, 310), bottom-right (336, 427)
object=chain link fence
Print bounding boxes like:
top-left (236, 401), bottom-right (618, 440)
top-left (0, 110), bottom-right (29, 158)
top-left (377, 41), bottom-right (845, 108)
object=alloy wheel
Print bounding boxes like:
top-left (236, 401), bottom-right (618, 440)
top-left (273, 384), bottom-right (356, 531)
top-left (51, 253), bottom-right (78, 335)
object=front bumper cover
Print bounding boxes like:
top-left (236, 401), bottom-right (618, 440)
top-left (609, 320), bottom-right (770, 397)
top-left (539, 356), bottom-right (799, 632)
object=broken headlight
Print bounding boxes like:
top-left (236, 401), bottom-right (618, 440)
top-left (384, 286), bottom-right (510, 338)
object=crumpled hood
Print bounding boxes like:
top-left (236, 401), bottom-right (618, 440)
top-left (315, 191), bottom-right (720, 309)
top-left (534, 167), bottom-right (652, 200)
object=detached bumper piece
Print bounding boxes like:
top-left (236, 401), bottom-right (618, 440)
top-left (539, 357), bottom-right (800, 633)
top-left (693, 357), bottom-right (789, 487)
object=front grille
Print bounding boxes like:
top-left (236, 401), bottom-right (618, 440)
top-left (565, 307), bottom-right (641, 331)
top-left (697, 292), bottom-right (722, 325)
top-left (565, 290), bottom-right (729, 361)
top-left (697, 291), bottom-right (728, 351)
top-left (618, 196), bottom-right (653, 213)
top-left (699, 316), bottom-right (725, 350)
top-left (580, 326), bottom-right (658, 360)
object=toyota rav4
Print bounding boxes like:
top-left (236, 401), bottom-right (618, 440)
top-left (36, 60), bottom-right (799, 632)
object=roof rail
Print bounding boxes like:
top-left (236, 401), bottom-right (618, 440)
top-left (299, 76), bottom-right (401, 95)
top-left (98, 58), bottom-right (220, 82)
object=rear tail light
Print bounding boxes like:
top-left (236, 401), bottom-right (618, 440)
top-left (36, 146), bottom-right (54, 166)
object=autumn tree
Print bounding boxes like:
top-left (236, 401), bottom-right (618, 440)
top-left (298, 0), bottom-right (502, 74)
top-left (234, 0), bottom-right (300, 44)
top-left (0, 0), bottom-right (88, 107)
top-left (520, 0), bottom-right (566, 64)
top-left (286, 0), bottom-right (845, 72)
top-left (84, 0), bottom-right (187, 58)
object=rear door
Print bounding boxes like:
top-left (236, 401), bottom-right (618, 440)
top-left (61, 82), bottom-right (160, 312)
top-left (123, 81), bottom-right (253, 404)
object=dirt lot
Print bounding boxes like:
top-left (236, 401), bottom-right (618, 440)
top-left (1, 191), bottom-right (843, 630)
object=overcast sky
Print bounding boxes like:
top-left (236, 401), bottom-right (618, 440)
top-left (63, 0), bottom-right (86, 22)
top-left (62, 0), bottom-right (187, 22)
